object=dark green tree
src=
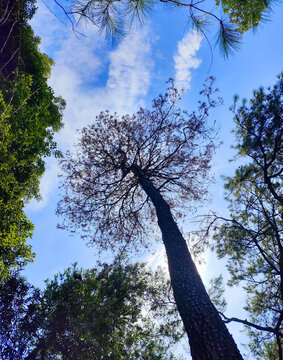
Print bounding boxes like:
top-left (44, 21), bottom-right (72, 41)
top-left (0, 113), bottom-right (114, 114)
top-left (208, 75), bottom-right (283, 359)
top-left (0, 0), bottom-right (38, 79)
top-left (0, 0), bottom-right (65, 279)
top-left (0, 274), bottom-right (42, 360)
top-left (0, 262), bottom-right (184, 360)
top-left (57, 79), bottom-right (243, 359)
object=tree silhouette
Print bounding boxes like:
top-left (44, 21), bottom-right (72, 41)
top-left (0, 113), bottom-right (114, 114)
top-left (57, 79), bottom-right (243, 359)
top-left (0, 263), bottom-right (184, 360)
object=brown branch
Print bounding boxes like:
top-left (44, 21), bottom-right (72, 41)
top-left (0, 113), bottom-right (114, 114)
top-left (159, 0), bottom-right (222, 22)
top-left (219, 312), bottom-right (283, 337)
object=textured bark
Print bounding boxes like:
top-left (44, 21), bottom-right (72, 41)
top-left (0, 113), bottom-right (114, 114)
top-left (131, 165), bottom-right (243, 360)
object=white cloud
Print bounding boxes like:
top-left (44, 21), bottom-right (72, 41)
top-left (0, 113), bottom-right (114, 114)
top-left (30, 4), bottom-right (69, 52)
top-left (48, 26), bottom-right (154, 149)
top-left (53, 30), bottom-right (105, 84)
top-left (174, 29), bottom-right (203, 90)
top-left (106, 29), bottom-right (153, 112)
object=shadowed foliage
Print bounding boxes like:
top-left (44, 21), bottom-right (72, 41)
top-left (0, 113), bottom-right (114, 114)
top-left (0, 262), bottom-right (185, 360)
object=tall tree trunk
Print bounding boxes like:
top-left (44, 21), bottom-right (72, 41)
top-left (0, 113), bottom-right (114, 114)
top-left (131, 165), bottom-right (243, 360)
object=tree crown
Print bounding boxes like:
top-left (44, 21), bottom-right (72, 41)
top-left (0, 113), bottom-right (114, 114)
top-left (57, 79), bottom-right (219, 253)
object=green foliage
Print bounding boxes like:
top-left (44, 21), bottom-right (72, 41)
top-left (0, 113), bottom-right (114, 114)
top-left (40, 262), bottom-right (183, 359)
top-left (261, 339), bottom-right (282, 360)
top-left (233, 74), bottom-right (283, 172)
top-left (216, 20), bottom-right (241, 57)
top-left (0, 0), bottom-right (37, 79)
top-left (0, 73), bottom-right (64, 203)
top-left (0, 262), bottom-right (184, 360)
top-left (71, 0), bottom-right (154, 38)
top-left (0, 202), bottom-right (34, 280)
top-left (0, 1), bottom-right (65, 279)
top-left (220, 0), bottom-right (272, 32)
top-left (212, 75), bottom-right (283, 358)
top-left (0, 274), bottom-right (42, 360)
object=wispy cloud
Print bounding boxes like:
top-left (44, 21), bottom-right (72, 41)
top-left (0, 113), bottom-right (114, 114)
top-left (49, 26), bottom-right (154, 149)
top-left (174, 29), bottom-right (203, 90)
top-left (106, 30), bottom-right (153, 112)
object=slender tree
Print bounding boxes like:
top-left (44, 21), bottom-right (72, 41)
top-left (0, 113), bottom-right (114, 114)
top-left (207, 75), bottom-right (283, 359)
top-left (57, 79), bottom-right (243, 359)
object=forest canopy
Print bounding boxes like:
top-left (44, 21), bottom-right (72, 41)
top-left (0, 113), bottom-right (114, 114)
top-left (0, 0), bottom-right (282, 359)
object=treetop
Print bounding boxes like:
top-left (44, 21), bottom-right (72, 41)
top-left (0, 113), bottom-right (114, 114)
top-left (57, 79), bottom-right (220, 253)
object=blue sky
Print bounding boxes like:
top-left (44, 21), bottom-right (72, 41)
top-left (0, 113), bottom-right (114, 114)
top-left (23, 0), bottom-right (283, 357)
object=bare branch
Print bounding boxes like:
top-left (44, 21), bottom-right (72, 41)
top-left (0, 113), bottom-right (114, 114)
top-left (219, 312), bottom-right (283, 337)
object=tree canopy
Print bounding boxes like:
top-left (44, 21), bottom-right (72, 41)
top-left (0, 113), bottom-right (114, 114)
top-left (0, 0), bottom-right (65, 279)
top-left (0, 274), bottom-right (41, 360)
top-left (0, 262), bottom-right (184, 360)
top-left (57, 79), bottom-right (217, 252)
top-left (209, 75), bottom-right (283, 359)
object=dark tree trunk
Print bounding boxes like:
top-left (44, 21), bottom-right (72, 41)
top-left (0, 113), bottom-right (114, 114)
top-left (132, 165), bottom-right (243, 360)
